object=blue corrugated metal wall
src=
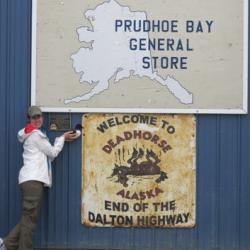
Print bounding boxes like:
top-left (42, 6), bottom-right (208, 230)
top-left (0, 0), bottom-right (250, 249)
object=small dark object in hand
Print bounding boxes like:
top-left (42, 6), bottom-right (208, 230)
top-left (75, 124), bottom-right (83, 130)
top-left (70, 124), bottom-right (83, 134)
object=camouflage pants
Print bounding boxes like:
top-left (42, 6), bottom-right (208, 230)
top-left (4, 181), bottom-right (44, 250)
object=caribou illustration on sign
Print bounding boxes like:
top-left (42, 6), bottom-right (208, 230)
top-left (110, 147), bottom-right (168, 187)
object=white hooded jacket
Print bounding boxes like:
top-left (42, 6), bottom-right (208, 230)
top-left (17, 128), bottom-right (65, 187)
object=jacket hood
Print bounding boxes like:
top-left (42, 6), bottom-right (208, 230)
top-left (17, 128), bottom-right (46, 143)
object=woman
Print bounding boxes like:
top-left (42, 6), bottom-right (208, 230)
top-left (0, 106), bottom-right (79, 250)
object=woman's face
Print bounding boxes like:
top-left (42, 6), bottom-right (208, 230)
top-left (30, 115), bottom-right (43, 129)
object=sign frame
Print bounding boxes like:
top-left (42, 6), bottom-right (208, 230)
top-left (31, 0), bottom-right (248, 114)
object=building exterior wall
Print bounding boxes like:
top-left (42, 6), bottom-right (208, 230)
top-left (0, 0), bottom-right (249, 249)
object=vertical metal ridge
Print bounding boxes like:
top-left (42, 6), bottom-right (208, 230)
top-left (237, 115), bottom-right (242, 250)
top-left (6, 0), bottom-right (11, 231)
top-left (216, 115), bottom-right (221, 250)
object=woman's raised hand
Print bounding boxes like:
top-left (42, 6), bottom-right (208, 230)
top-left (63, 131), bottom-right (80, 141)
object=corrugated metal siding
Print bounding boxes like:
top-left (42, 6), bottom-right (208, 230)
top-left (0, 0), bottom-right (250, 249)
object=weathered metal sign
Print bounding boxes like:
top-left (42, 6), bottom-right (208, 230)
top-left (82, 114), bottom-right (196, 227)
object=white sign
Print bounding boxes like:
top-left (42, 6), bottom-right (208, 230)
top-left (32, 0), bottom-right (248, 114)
